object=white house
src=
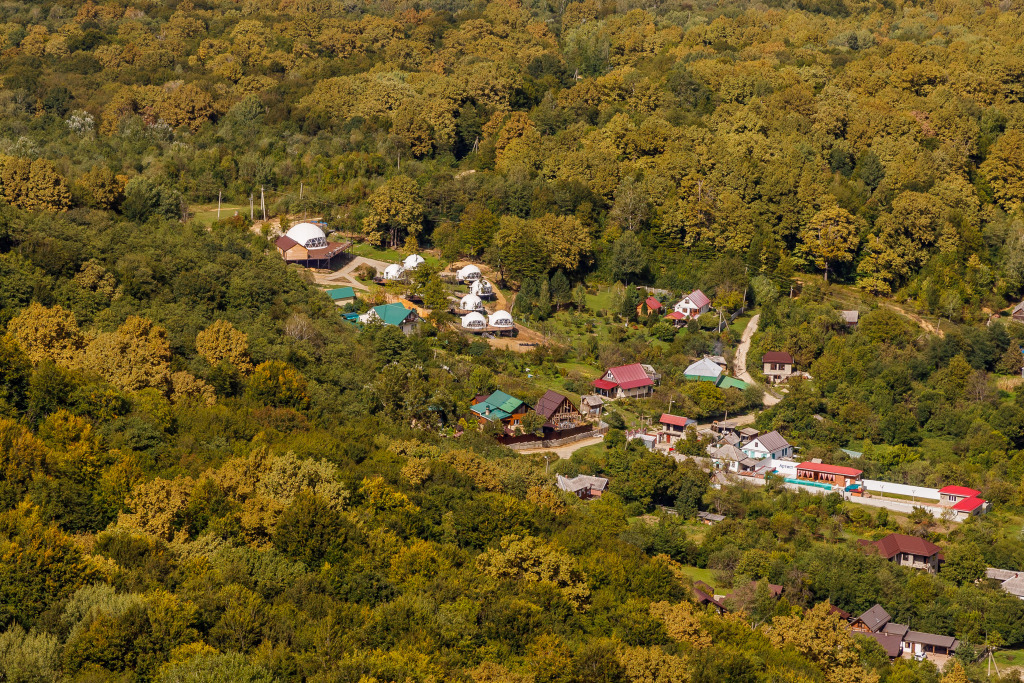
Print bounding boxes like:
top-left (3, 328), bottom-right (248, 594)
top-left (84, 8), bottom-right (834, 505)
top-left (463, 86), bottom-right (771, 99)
top-left (673, 289), bottom-right (711, 319)
top-left (461, 312), bottom-right (487, 329)
top-left (488, 310), bottom-right (514, 328)
top-left (742, 430), bottom-right (793, 460)
top-left (471, 279), bottom-right (493, 297)
top-left (460, 293), bottom-right (484, 311)
top-left (457, 265), bottom-right (481, 282)
top-left (382, 264), bottom-right (405, 280)
top-left (403, 254), bottom-right (425, 270)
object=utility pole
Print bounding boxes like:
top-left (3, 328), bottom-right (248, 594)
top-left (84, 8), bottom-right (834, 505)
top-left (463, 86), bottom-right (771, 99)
top-left (249, 194), bottom-right (254, 221)
top-left (260, 186), bottom-right (266, 221)
top-left (217, 190), bottom-right (221, 219)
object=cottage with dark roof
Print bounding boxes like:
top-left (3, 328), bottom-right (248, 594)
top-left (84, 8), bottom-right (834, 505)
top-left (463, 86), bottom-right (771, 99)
top-left (859, 533), bottom-right (943, 573)
top-left (741, 430), bottom-right (793, 460)
top-left (762, 351), bottom-right (794, 384)
top-left (534, 390), bottom-right (584, 431)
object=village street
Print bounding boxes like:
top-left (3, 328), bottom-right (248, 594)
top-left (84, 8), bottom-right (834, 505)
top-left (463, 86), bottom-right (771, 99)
top-left (734, 313), bottom-right (780, 406)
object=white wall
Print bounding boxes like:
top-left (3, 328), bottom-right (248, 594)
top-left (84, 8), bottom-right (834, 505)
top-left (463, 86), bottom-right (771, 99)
top-left (861, 480), bottom-right (939, 501)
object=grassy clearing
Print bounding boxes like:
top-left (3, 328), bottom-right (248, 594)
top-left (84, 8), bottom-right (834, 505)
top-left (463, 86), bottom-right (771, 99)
top-left (348, 243), bottom-right (443, 268)
top-left (192, 206), bottom-right (249, 226)
top-left (675, 565), bottom-right (719, 590)
top-left (993, 649), bottom-right (1024, 669)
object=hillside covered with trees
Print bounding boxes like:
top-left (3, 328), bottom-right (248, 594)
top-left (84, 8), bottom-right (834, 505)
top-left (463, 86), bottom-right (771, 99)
top-left (4, 0), bottom-right (1024, 681)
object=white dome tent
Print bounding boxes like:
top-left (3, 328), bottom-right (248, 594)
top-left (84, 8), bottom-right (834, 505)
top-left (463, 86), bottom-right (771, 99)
top-left (382, 264), bottom-right (405, 280)
top-left (457, 264), bottom-right (481, 282)
top-left (488, 310), bottom-right (514, 328)
top-left (470, 279), bottom-right (493, 297)
top-left (285, 222), bottom-right (328, 249)
top-left (460, 294), bottom-right (484, 311)
top-left (403, 254), bottom-right (425, 270)
top-left (461, 312), bottom-right (487, 329)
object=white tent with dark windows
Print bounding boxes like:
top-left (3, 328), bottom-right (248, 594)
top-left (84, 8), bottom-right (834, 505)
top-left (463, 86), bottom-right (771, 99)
top-left (460, 294), bottom-right (484, 311)
top-left (457, 265), bottom-right (481, 281)
top-left (488, 310), bottom-right (514, 328)
top-left (285, 222), bottom-right (328, 248)
top-left (403, 254), bottom-right (425, 270)
top-left (461, 312), bottom-right (487, 329)
top-left (382, 264), bottom-right (405, 280)
top-left (471, 279), bottom-right (493, 297)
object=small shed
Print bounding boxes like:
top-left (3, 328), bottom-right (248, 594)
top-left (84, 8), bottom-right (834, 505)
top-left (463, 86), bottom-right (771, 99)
top-left (326, 286), bottom-right (356, 306)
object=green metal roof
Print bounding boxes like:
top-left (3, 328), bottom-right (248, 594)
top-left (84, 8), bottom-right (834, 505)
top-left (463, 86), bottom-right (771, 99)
top-left (327, 286), bottom-right (355, 300)
top-left (715, 375), bottom-right (749, 390)
top-left (470, 390), bottom-right (525, 422)
top-left (372, 303), bottom-right (415, 326)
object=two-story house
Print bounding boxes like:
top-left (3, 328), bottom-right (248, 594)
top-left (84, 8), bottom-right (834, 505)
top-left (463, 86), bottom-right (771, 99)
top-left (673, 289), bottom-right (711, 320)
top-left (658, 413), bottom-right (695, 445)
top-left (762, 351), bottom-right (794, 383)
top-left (859, 533), bottom-right (943, 573)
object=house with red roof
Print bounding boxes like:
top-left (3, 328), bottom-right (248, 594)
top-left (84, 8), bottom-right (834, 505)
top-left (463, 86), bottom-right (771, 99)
top-left (794, 462), bottom-right (863, 490)
top-left (658, 413), bottom-right (695, 444)
top-left (592, 363), bottom-right (659, 399)
top-left (859, 533), bottom-right (943, 573)
top-left (938, 486), bottom-right (988, 520)
top-left (672, 289), bottom-right (711, 320)
top-left (637, 296), bottom-right (663, 317)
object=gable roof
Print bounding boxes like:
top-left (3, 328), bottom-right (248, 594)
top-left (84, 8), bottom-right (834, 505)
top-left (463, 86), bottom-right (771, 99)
top-left (607, 363), bottom-right (654, 390)
top-left (752, 430), bottom-right (790, 453)
top-left (841, 310), bottom-right (860, 324)
top-left (642, 296), bottom-right (663, 310)
top-left (660, 413), bottom-right (695, 428)
top-left (857, 632), bottom-right (902, 658)
top-left (939, 485), bottom-right (981, 497)
top-left (327, 286), bottom-right (355, 300)
top-left (684, 358), bottom-right (724, 378)
top-left (535, 390), bottom-right (573, 419)
top-left (275, 235), bottom-right (299, 251)
top-left (853, 604), bottom-right (891, 632)
top-left (763, 351), bottom-right (794, 364)
top-left (371, 303), bottom-right (417, 326)
top-left (870, 533), bottom-right (942, 560)
top-left (904, 631), bottom-right (957, 649)
top-left (471, 390), bottom-right (526, 421)
top-left (716, 375), bottom-right (749, 390)
top-left (686, 289), bottom-right (711, 308)
top-left (557, 474), bottom-right (608, 493)
top-left (952, 497), bottom-right (985, 512)
top-left (711, 444), bottom-right (745, 461)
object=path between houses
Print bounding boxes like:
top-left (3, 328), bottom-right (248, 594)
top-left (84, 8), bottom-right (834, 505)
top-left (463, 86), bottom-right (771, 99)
top-left (312, 256), bottom-right (392, 291)
top-left (519, 435), bottom-right (605, 459)
top-left (734, 314), bottom-right (781, 407)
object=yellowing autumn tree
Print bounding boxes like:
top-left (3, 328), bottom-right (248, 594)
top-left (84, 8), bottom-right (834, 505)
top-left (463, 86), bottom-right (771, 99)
top-left (0, 156), bottom-right (72, 211)
top-left (80, 316), bottom-right (173, 393)
top-left (799, 206), bottom-right (859, 281)
top-left (5, 302), bottom-right (87, 365)
top-left (195, 320), bottom-right (253, 373)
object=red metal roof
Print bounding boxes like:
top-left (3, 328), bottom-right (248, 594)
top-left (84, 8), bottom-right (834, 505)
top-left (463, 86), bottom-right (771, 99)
top-left (275, 235), bottom-right (298, 251)
top-left (763, 351), bottom-right (794, 364)
top-left (939, 485), bottom-right (981, 497)
top-left (796, 462), bottom-right (863, 478)
top-left (869, 533), bottom-right (941, 560)
top-left (592, 378), bottom-right (617, 390)
top-left (660, 413), bottom-right (694, 427)
top-left (665, 311), bottom-right (685, 320)
top-left (643, 296), bottom-right (663, 310)
top-left (686, 289), bottom-right (711, 308)
top-left (608, 363), bottom-right (651, 386)
top-left (951, 497), bottom-right (985, 512)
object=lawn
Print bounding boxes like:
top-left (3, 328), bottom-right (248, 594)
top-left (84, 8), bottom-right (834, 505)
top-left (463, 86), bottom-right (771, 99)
top-left (675, 565), bottom-right (720, 591)
top-left (993, 649), bottom-right (1024, 670)
top-left (192, 205), bottom-right (250, 226)
top-left (585, 287), bottom-right (616, 313)
top-left (348, 242), bottom-right (442, 267)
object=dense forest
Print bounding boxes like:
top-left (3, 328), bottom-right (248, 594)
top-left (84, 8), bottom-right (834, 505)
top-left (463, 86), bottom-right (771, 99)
top-left (3, 0), bottom-right (1024, 681)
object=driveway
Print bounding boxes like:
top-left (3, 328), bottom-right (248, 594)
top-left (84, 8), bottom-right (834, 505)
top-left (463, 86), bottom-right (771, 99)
top-left (734, 314), bottom-right (780, 406)
top-left (313, 255), bottom-right (392, 291)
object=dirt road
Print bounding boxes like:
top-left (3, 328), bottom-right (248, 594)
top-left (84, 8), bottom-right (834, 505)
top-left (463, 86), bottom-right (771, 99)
top-left (519, 435), bottom-right (605, 459)
top-left (734, 314), bottom-right (780, 407)
top-left (312, 256), bottom-right (392, 291)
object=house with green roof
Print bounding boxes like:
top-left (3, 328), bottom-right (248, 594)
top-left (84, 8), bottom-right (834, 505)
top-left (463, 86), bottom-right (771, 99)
top-left (326, 286), bottom-right (356, 306)
top-left (715, 375), bottom-right (749, 390)
top-left (359, 302), bottom-right (421, 335)
top-left (470, 390), bottom-right (530, 430)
